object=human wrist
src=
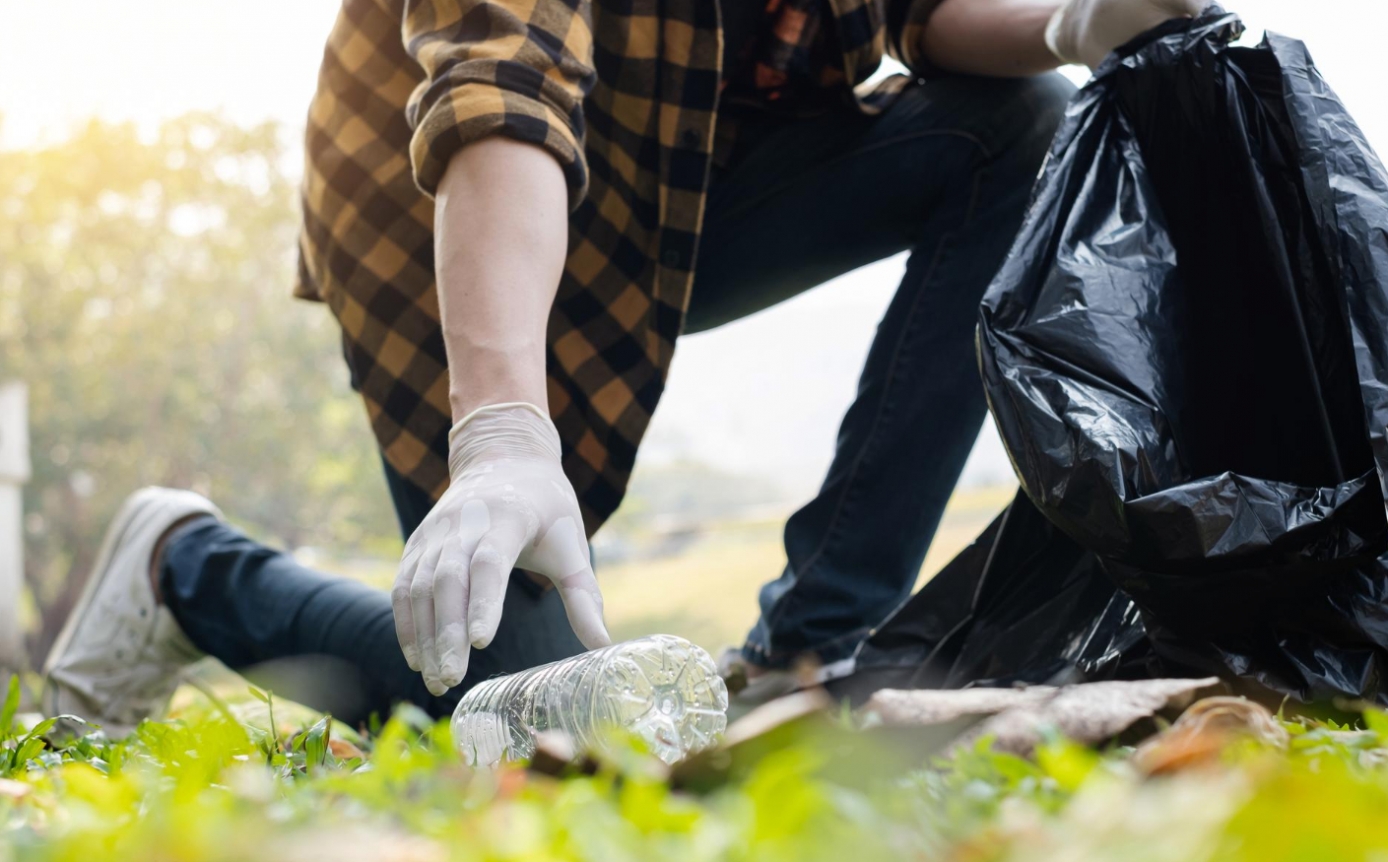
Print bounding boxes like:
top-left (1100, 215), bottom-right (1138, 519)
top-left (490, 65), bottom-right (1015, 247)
top-left (449, 382), bottom-right (547, 424)
top-left (445, 339), bottom-right (549, 421)
top-left (446, 402), bottom-right (562, 474)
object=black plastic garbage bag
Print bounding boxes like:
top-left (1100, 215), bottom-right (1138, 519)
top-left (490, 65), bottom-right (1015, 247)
top-left (849, 9), bottom-right (1388, 704)
top-left (846, 491), bottom-right (1153, 699)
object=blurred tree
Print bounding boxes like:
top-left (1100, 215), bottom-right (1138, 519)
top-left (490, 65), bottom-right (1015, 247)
top-left (0, 114), bottom-right (400, 662)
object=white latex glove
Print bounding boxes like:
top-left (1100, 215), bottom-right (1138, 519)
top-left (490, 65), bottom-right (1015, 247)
top-left (393, 402), bottom-right (611, 695)
top-left (1046, 0), bottom-right (1211, 70)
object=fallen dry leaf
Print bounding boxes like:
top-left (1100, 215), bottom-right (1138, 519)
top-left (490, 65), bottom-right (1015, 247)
top-left (861, 687), bottom-right (1057, 727)
top-left (1131, 724), bottom-right (1233, 775)
top-left (496, 767), bottom-right (529, 799)
top-left (327, 738), bottom-right (365, 761)
top-left (1133, 696), bottom-right (1288, 775)
top-left (860, 678), bottom-right (1221, 755)
top-left (1169, 697), bottom-right (1289, 747)
top-left (723, 689), bottom-right (834, 748)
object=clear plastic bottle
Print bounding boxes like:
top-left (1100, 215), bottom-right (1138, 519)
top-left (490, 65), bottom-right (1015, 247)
top-left (452, 634), bottom-right (728, 767)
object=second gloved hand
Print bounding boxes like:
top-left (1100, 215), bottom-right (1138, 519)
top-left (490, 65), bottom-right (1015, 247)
top-left (1046, 0), bottom-right (1211, 70)
top-left (393, 402), bottom-right (611, 696)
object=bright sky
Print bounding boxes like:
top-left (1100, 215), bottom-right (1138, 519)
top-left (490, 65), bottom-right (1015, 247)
top-left (2, 0), bottom-right (1384, 498)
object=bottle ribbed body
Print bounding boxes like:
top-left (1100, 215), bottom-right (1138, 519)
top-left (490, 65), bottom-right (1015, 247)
top-left (452, 635), bottom-right (729, 767)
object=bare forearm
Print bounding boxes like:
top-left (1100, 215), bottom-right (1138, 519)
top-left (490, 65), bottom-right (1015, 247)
top-left (433, 137), bottom-right (569, 421)
top-left (921, 0), bottom-right (1064, 77)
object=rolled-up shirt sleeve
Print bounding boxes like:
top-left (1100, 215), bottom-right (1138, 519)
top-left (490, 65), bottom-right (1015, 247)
top-left (885, 0), bottom-right (951, 78)
top-left (403, 0), bottom-right (596, 209)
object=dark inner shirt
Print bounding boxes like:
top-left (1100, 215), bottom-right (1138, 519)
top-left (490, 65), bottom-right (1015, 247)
top-left (720, 0), bottom-right (766, 83)
top-left (717, 0), bottom-right (843, 118)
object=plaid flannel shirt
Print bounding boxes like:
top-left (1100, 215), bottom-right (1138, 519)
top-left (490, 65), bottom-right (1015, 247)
top-left (295, 0), bottom-right (948, 534)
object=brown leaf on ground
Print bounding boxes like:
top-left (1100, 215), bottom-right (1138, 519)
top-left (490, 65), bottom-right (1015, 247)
top-left (1133, 696), bottom-right (1288, 776)
top-left (722, 689), bottom-right (834, 748)
top-left (1174, 697), bottom-right (1289, 746)
top-left (860, 678), bottom-right (1223, 756)
top-left (327, 738), bottom-right (365, 761)
top-left (861, 687), bottom-right (1057, 727)
top-left (496, 767), bottom-right (529, 799)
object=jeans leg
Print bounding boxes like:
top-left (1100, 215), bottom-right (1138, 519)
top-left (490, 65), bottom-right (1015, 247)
top-left (161, 516), bottom-right (453, 723)
top-left (686, 75), bottom-right (1074, 670)
top-left (160, 459), bottom-right (584, 724)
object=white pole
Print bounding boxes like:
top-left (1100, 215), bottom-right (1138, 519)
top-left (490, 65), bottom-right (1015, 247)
top-left (0, 382), bottom-right (30, 671)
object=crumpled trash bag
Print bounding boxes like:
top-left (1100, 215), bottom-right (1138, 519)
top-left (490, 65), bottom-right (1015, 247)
top-left (846, 491), bottom-right (1153, 696)
top-left (848, 8), bottom-right (1388, 705)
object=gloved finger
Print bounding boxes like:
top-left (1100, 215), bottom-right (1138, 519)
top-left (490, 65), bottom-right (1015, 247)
top-left (410, 543), bottom-right (445, 695)
top-left (433, 537), bottom-right (474, 690)
top-left (467, 519), bottom-right (526, 650)
top-left (392, 548), bottom-right (423, 671)
top-left (557, 564), bottom-right (611, 650)
top-left (532, 515), bottom-right (611, 649)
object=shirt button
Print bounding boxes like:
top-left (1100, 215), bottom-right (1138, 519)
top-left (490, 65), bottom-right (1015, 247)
top-left (662, 250), bottom-right (683, 268)
top-left (680, 128), bottom-right (703, 149)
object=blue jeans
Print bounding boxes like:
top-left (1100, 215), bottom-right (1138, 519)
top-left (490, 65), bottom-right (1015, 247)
top-left (161, 462), bottom-right (585, 724)
top-left (692, 75), bottom-right (1073, 669)
top-left (161, 73), bottom-right (1073, 722)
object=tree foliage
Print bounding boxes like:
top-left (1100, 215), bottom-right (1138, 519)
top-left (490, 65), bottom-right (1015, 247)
top-left (0, 114), bottom-right (400, 661)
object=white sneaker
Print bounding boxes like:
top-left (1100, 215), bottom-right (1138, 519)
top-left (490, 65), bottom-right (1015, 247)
top-left (43, 487), bottom-right (222, 735)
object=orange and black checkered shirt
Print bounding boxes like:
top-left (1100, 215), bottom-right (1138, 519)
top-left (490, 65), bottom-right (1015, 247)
top-left (295, 0), bottom-right (948, 534)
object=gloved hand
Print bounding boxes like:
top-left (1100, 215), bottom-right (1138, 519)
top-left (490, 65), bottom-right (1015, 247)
top-left (393, 402), bottom-right (611, 695)
top-left (1046, 0), bottom-right (1211, 70)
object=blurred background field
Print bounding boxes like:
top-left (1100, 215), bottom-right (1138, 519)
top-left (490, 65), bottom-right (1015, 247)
top-left (597, 485), bottom-right (1014, 651)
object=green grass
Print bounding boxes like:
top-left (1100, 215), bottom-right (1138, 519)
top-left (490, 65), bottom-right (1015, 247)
top-left (7, 673), bottom-right (1388, 861)
top-left (10, 486), bottom-right (1383, 860)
